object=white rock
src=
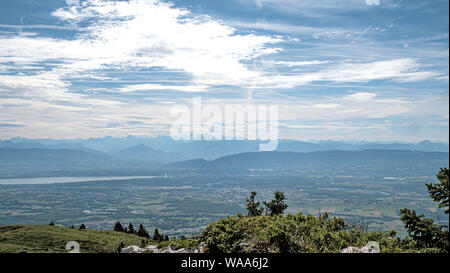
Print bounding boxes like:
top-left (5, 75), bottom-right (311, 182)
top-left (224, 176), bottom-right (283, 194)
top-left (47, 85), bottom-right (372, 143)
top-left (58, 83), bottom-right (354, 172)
top-left (175, 248), bottom-right (186, 253)
top-left (145, 245), bottom-right (159, 251)
top-left (340, 241), bottom-right (380, 253)
top-left (121, 245), bottom-right (144, 253)
top-left (122, 243), bottom-right (206, 253)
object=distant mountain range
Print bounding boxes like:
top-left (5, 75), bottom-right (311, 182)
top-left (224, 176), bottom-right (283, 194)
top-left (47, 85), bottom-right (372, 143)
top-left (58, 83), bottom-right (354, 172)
top-left (112, 144), bottom-right (187, 164)
top-left (0, 143), bottom-right (185, 167)
top-left (1, 136), bottom-right (448, 160)
top-left (0, 136), bottom-right (448, 178)
top-left (168, 150), bottom-right (449, 170)
top-left (0, 147), bottom-right (113, 167)
top-left (0, 144), bottom-right (448, 178)
top-left (276, 139), bottom-right (448, 154)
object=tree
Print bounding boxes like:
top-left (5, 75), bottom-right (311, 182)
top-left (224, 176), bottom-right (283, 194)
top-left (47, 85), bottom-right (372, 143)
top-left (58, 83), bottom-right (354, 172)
top-left (400, 208), bottom-right (446, 248)
top-left (117, 242), bottom-right (125, 253)
top-left (246, 191), bottom-right (264, 217)
top-left (127, 222), bottom-right (135, 234)
top-left (114, 221), bottom-right (125, 232)
top-left (79, 224), bottom-right (86, 229)
top-left (426, 168), bottom-right (449, 214)
top-left (140, 239), bottom-right (147, 248)
top-left (137, 224), bottom-right (150, 238)
top-left (153, 228), bottom-right (161, 241)
top-left (263, 191), bottom-right (288, 216)
top-left (400, 168), bottom-right (449, 251)
top-left (49, 222), bottom-right (55, 226)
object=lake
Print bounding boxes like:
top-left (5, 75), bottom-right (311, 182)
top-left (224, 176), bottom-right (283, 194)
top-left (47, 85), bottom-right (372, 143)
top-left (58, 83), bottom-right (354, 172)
top-left (0, 176), bottom-right (160, 185)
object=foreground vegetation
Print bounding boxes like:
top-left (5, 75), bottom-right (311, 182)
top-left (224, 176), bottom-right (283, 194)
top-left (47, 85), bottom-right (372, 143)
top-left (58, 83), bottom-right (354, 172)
top-left (201, 213), bottom-right (412, 253)
top-left (0, 168), bottom-right (447, 253)
top-left (0, 225), bottom-right (145, 253)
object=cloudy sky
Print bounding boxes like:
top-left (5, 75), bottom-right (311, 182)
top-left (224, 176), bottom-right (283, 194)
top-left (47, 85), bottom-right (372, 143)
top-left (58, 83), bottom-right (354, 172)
top-left (0, 0), bottom-right (448, 142)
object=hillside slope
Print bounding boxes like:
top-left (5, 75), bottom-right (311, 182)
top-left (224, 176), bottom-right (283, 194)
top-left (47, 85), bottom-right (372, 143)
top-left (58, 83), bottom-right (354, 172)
top-left (0, 225), bottom-right (145, 253)
top-left (168, 150), bottom-right (449, 170)
top-left (0, 147), bottom-right (114, 166)
top-left (113, 144), bottom-right (187, 164)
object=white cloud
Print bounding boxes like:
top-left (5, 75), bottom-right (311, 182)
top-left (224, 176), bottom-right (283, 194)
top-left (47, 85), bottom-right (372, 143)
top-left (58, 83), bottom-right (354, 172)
top-left (65, 0), bottom-right (80, 6)
top-left (243, 0), bottom-right (385, 15)
top-left (118, 84), bottom-right (210, 93)
top-left (256, 58), bottom-right (441, 89)
top-left (0, 73), bottom-right (72, 100)
top-left (311, 103), bottom-right (341, 109)
top-left (343, 92), bottom-right (377, 102)
top-left (279, 122), bottom-right (391, 131)
top-left (229, 20), bottom-right (325, 35)
top-left (0, 1), bottom-right (441, 94)
top-left (275, 60), bottom-right (329, 66)
top-left (49, 0), bottom-right (281, 84)
top-left (0, 0), bottom-right (447, 141)
top-left (365, 0), bottom-right (381, 6)
top-left (0, 24), bottom-right (79, 30)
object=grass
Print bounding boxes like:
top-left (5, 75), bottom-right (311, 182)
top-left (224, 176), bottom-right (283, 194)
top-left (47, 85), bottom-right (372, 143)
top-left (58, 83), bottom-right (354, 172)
top-left (0, 225), bottom-right (147, 253)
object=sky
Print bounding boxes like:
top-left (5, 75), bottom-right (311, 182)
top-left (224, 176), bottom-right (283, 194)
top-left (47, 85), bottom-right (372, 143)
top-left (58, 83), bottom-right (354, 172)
top-left (0, 0), bottom-right (448, 142)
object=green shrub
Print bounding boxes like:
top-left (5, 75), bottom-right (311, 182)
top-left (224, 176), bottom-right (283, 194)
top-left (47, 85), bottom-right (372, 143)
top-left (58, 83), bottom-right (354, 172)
top-left (201, 213), bottom-right (415, 253)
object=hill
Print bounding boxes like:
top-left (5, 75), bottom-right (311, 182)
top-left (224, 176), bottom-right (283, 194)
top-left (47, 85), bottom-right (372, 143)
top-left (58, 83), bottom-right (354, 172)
top-left (113, 144), bottom-right (187, 164)
top-left (168, 150), bottom-right (449, 171)
top-left (277, 139), bottom-right (449, 153)
top-left (0, 147), bottom-right (114, 166)
top-left (0, 225), bottom-right (145, 253)
top-left (0, 140), bottom-right (98, 153)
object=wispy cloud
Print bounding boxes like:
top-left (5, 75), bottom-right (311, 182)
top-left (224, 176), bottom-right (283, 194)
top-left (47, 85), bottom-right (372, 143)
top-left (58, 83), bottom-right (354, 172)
top-left (0, 0), bottom-right (447, 141)
top-left (274, 60), bottom-right (329, 66)
top-left (343, 92), bottom-right (377, 102)
top-left (256, 58), bottom-right (442, 89)
top-left (118, 84), bottom-right (210, 93)
top-left (0, 24), bottom-right (79, 30)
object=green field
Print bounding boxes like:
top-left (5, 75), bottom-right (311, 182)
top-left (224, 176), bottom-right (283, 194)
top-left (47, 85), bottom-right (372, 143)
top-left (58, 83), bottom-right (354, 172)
top-left (0, 225), bottom-right (146, 253)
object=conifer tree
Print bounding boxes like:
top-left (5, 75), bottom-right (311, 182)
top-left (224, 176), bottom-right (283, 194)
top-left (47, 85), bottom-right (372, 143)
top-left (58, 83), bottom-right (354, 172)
top-left (246, 191), bottom-right (264, 217)
top-left (153, 228), bottom-right (161, 241)
top-left (117, 242), bottom-right (125, 253)
top-left (137, 224), bottom-right (150, 238)
top-left (263, 191), bottom-right (288, 216)
top-left (114, 221), bottom-right (125, 232)
top-left (426, 168), bottom-right (449, 214)
top-left (400, 168), bottom-right (449, 251)
top-left (140, 239), bottom-right (147, 248)
top-left (127, 222), bottom-right (135, 234)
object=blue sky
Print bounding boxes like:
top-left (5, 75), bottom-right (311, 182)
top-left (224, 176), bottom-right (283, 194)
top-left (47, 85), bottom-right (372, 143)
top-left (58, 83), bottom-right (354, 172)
top-left (0, 0), bottom-right (448, 142)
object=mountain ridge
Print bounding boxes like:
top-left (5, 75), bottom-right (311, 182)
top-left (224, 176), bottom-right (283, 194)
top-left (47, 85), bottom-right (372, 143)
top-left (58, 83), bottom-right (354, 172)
top-left (1, 137), bottom-right (447, 160)
top-left (168, 149), bottom-right (449, 170)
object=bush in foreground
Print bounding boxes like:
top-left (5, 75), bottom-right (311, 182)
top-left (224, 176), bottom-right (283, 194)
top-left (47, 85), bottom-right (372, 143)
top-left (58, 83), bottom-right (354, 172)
top-left (201, 212), bottom-right (415, 253)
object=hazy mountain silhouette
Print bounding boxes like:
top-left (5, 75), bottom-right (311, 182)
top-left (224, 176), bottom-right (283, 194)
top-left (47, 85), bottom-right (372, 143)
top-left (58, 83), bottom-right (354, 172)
top-left (1, 137), bottom-right (447, 161)
top-left (0, 147), bottom-right (113, 166)
top-left (113, 144), bottom-right (187, 164)
top-left (168, 150), bottom-right (449, 170)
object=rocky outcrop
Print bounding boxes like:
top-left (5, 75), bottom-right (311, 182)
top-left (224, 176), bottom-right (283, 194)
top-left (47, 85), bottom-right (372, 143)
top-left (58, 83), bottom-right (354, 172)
top-left (120, 243), bottom-right (207, 253)
top-left (340, 241), bottom-right (380, 253)
top-left (122, 241), bottom-right (381, 253)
